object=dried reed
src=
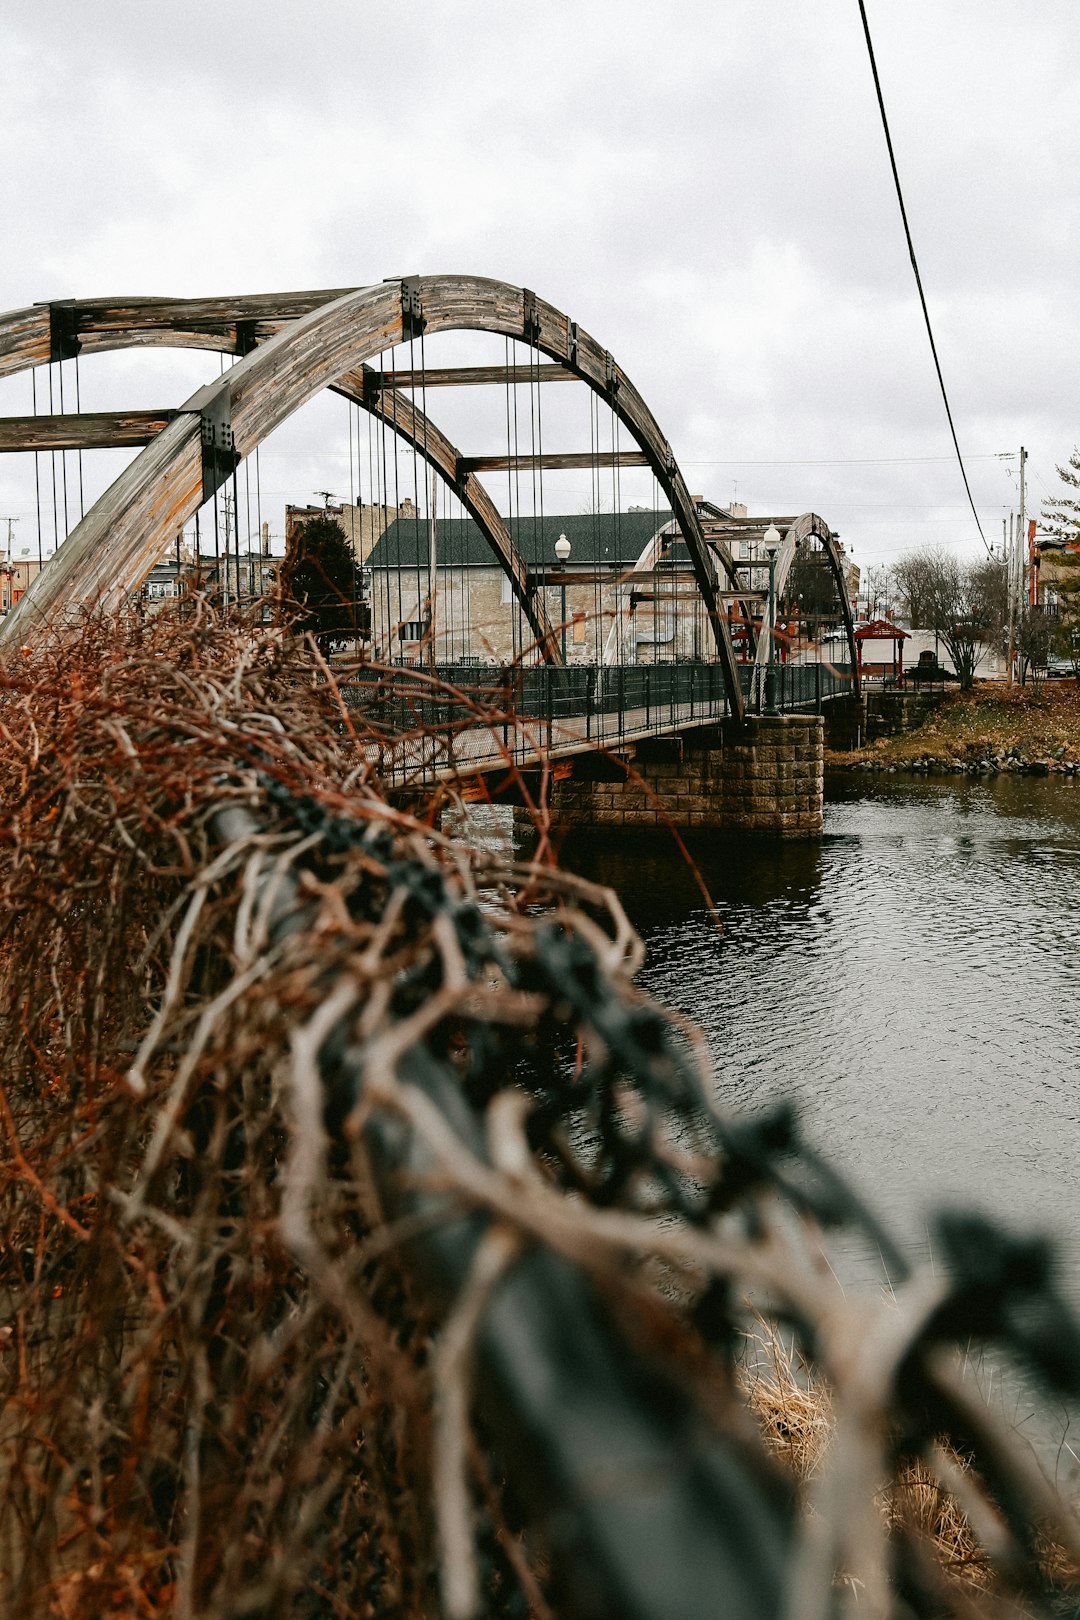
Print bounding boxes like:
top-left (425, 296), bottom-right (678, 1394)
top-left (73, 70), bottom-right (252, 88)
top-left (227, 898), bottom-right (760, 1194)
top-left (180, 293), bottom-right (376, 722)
top-left (0, 605), bottom-right (1078, 1619)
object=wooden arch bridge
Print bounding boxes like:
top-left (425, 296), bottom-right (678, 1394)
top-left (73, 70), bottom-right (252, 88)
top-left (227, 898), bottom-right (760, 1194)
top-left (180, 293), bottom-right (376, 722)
top-left (0, 277), bottom-right (858, 736)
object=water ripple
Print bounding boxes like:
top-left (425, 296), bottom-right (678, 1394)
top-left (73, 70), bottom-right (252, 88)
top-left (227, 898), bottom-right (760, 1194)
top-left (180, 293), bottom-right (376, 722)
top-left (554, 775), bottom-right (1080, 1295)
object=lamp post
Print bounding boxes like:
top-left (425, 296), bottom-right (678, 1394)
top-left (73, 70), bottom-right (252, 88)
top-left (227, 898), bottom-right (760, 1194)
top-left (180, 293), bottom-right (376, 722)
top-left (555, 532), bottom-right (571, 663)
top-left (764, 523), bottom-right (780, 714)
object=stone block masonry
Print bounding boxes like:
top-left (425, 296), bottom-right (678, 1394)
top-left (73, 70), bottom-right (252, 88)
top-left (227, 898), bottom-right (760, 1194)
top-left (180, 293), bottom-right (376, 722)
top-left (544, 715), bottom-right (824, 837)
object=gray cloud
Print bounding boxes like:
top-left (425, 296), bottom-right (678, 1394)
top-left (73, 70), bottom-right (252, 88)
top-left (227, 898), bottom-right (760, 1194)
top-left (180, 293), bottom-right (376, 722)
top-left (1, 0), bottom-right (1076, 570)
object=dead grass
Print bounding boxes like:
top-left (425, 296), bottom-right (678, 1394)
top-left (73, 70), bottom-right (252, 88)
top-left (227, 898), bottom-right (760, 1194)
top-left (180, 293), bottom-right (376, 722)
top-left (831, 680), bottom-right (1080, 767)
top-left (742, 1323), bottom-right (1080, 1601)
top-left (742, 1326), bottom-right (833, 1485)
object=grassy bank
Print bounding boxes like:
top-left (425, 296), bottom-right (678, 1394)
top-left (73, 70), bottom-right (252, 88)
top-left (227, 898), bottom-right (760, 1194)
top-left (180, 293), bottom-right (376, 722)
top-left (828, 680), bottom-right (1080, 775)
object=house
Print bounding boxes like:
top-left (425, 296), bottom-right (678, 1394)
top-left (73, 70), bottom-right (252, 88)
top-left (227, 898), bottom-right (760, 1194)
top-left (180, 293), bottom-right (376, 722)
top-left (1, 557), bottom-right (41, 615)
top-left (136, 553), bottom-right (280, 610)
top-left (362, 507), bottom-right (720, 665)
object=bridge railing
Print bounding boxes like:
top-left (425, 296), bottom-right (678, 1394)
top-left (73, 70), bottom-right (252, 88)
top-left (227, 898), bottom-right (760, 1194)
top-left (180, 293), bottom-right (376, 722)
top-left (339, 659), bottom-right (855, 781)
top-left (743, 658), bottom-right (857, 713)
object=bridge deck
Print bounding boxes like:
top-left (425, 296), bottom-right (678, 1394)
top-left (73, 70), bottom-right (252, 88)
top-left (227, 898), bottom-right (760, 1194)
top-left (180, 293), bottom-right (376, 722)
top-left (347, 658), bottom-right (854, 786)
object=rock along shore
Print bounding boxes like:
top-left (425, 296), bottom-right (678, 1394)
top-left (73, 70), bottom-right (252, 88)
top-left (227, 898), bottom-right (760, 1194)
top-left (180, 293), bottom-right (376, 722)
top-left (826, 681), bottom-right (1080, 780)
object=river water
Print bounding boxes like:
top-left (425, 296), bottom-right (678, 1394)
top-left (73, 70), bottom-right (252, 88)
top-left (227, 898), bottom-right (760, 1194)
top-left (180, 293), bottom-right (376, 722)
top-left (549, 774), bottom-right (1080, 1302)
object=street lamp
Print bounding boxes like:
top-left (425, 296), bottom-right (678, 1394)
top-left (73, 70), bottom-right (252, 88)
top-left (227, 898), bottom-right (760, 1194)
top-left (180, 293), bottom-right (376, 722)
top-left (763, 523), bottom-right (781, 714)
top-left (554, 532), bottom-right (571, 662)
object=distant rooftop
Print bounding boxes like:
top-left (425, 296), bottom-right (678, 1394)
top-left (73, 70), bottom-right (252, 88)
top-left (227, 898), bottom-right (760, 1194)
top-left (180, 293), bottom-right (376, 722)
top-left (366, 509), bottom-right (677, 570)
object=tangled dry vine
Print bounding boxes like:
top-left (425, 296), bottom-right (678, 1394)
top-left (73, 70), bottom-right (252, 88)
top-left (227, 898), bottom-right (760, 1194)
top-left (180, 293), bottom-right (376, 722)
top-left (1, 607), bottom-right (1079, 1619)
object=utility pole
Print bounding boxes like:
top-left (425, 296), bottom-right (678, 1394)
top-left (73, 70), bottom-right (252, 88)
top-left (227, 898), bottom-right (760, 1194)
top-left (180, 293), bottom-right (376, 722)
top-left (1018, 446), bottom-right (1030, 610)
top-left (1006, 513), bottom-right (1016, 682)
top-left (1, 518), bottom-right (18, 616)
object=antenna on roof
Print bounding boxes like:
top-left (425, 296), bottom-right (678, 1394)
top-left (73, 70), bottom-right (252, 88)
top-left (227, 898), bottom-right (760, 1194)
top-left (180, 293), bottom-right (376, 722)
top-left (315, 491), bottom-right (338, 508)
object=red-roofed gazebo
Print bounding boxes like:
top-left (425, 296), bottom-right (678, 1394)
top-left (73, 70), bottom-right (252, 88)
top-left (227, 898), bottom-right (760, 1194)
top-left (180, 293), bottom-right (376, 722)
top-left (855, 619), bottom-right (909, 681)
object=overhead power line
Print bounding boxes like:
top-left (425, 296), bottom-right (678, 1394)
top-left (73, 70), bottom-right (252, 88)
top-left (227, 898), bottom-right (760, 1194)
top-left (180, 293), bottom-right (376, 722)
top-left (856, 0), bottom-right (992, 555)
top-left (680, 454), bottom-right (1003, 467)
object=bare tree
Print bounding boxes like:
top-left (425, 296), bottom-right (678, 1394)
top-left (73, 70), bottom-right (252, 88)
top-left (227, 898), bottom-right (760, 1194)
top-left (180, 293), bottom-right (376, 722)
top-left (1017, 609), bottom-right (1053, 686)
top-left (893, 546), bottom-right (1006, 688)
top-left (892, 551), bottom-right (937, 629)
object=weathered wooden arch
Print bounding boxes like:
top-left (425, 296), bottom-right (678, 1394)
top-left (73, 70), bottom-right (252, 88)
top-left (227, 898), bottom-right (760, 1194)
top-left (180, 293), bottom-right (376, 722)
top-left (334, 365), bottom-right (558, 659)
top-left (0, 281), bottom-right (746, 715)
top-left (599, 512), bottom-right (766, 666)
top-left (750, 512), bottom-right (858, 686)
top-left (0, 289), bottom-right (564, 658)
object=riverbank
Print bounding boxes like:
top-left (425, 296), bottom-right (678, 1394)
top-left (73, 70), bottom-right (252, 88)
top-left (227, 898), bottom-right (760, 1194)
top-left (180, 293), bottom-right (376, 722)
top-left (828, 680), bottom-right (1080, 775)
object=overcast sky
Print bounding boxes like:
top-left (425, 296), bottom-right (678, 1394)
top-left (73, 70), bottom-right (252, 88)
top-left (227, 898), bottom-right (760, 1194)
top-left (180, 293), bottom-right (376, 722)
top-left (2, 0), bottom-right (1077, 580)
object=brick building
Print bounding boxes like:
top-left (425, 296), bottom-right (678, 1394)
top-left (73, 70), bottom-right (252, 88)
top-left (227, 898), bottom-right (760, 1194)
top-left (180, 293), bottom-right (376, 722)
top-left (284, 499), bottom-right (416, 566)
top-left (1, 558), bottom-right (42, 615)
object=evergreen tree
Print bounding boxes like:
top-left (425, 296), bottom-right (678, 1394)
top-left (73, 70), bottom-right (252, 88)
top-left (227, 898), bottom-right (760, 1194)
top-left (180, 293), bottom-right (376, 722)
top-left (279, 514), bottom-right (362, 648)
top-left (1049, 551), bottom-right (1080, 676)
top-left (1040, 448), bottom-right (1080, 545)
top-left (1040, 451), bottom-right (1080, 676)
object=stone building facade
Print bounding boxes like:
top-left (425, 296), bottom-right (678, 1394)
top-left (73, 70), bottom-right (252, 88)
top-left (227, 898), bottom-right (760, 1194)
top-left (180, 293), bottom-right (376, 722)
top-left (363, 507), bottom-right (714, 665)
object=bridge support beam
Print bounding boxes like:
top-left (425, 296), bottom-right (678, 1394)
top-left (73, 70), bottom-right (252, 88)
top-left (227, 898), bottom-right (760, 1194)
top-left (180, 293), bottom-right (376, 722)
top-left (539, 715), bottom-right (824, 837)
top-left (822, 693), bottom-right (867, 752)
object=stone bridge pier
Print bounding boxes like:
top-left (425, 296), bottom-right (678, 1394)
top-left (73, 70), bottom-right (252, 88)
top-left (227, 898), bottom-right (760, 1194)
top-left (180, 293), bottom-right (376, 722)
top-left (542, 714), bottom-right (824, 836)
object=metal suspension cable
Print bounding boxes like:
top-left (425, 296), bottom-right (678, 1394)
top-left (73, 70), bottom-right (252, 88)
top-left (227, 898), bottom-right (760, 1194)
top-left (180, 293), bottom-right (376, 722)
top-left (653, 475), bottom-right (660, 663)
top-left (374, 380), bottom-right (390, 659)
top-left (57, 359), bottom-right (70, 537)
top-left (73, 352), bottom-right (85, 520)
top-left (367, 399), bottom-right (383, 657)
top-left (31, 368), bottom-right (43, 570)
top-left (230, 465), bottom-right (241, 608)
top-left (47, 364), bottom-right (59, 555)
top-left (212, 480), bottom-right (221, 600)
top-left (354, 399), bottom-right (364, 648)
top-left (610, 397), bottom-right (621, 660)
top-left (383, 350), bottom-right (403, 647)
top-left (528, 341), bottom-right (541, 660)
top-left (509, 339), bottom-right (524, 664)
top-left (856, 0), bottom-right (990, 555)
top-left (534, 333), bottom-right (546, 666)
top-left (504, 337), bottom-right (515, 666)
top-left (591, 389), bottom-right (601, 659)
top-left (418, 328), bottom-right (433, 666)
top-left (407, 334), bottom-right (424, 642)
top-left (244, 455), bottom-right (253, 599)
top-left (213, 354), bottom-right (224, 604)
top-left (254, 445), bottom-right (264, 596)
